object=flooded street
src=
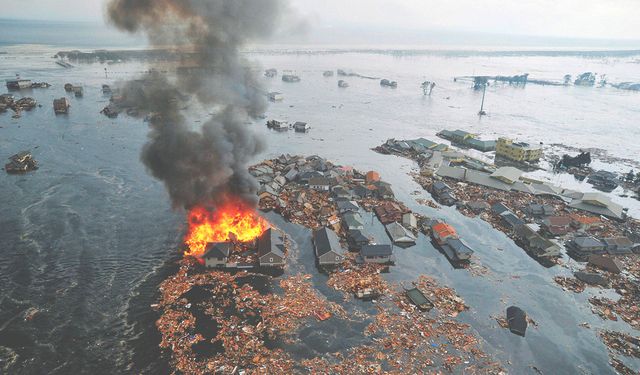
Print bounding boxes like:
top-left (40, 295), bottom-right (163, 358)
top-left (1, 45), bottom-right (639, 373)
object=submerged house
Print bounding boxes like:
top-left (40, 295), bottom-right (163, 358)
top-left (385, 222), bottom-right (417, 245)
top-left (348, 229), bottom-right (370, 250)
top-left (566, 236), bottom-right (606, 260)
top-left (430, 181), bottom-right (457, 206)
top-left (569, 193), bottom-right (625, 220)
top-left (6, 79), bottom-right (32, 90)
top-left (313, 227), bottom-right (345, 265)
top-left (514, 224), bottom-right (561, 258)
top-left (202, 242), bottom-right (232, 268)
top-left (603, 237), bottom-right (633, 255)
top-left (359, 244), bottom-right (393, 264)
top-left (343, 212), bottom-right (365, 231)
top-left (293, 121), bottom-right (310, 132)
top-left (257, 228), bottom-right (286, 267)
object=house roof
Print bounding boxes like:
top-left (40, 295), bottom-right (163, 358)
top-left (569, 214), bottom-right (601, 225)
top-left (491, 167), bottom-right (523, 184)
top-left (501, 212), bottom-right (525, 227)
top-left (203, 242), bottom-right (232, 259)
top-left (452, 129), bottom-right (472, 138)
top-left (385, 222), bottom-right (417, 243)
top-left (569, 195), bottom-right (624, 220)
top-left (313, 227), bottom-right (345, 257)
top-left (544, 216), bottom-right (572, 227)
top-left (432, 223), bottom-right (457, 238)
top-left (603, 237), bottom-right (633, 248)
top-left (348, 229), bottom-right (370, 244)
top-left (257, 228), bottom-right (285, 258)
top-left (361, 244), bottom-right (392, 257)
top-left (588, 255), bottom-right (623, 274)
top-left (572, 236), bottom-right (604, 248)
top-left (491, 203), bottom-right (510, 215)
top-left (343, 212), bottom-right (364, 228)
top-left (445, 238), bottom-right (474, 256)
top-left (337, 200), bottom-right (359, 212)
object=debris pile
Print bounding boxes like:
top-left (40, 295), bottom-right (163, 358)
top-left (553, 276), bottom-right (586, 293)
top-left (327, 257), bottom-right (389, 299)
top-left (155, 259), bottom-right (343, 373)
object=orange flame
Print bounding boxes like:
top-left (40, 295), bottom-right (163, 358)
top-left (184, 200), bottom-right (268, 258)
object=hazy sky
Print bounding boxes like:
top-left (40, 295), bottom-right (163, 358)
top-left (2, 0), bottom-right (640, 40)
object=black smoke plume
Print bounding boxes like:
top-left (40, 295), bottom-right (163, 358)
top-left (106, 0), bottom-right (286, 209)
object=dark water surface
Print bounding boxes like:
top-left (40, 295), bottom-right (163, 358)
top-left (1, 43), bottom-right (639, 374)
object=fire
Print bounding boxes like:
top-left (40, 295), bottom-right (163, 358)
top-left (184, 200), bottom-right (269, 258)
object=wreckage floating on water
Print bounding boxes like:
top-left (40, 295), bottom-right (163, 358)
top-left (266, 119), bottom-right (288, 131)
top-left (282, 74), bottom-right (300, 83)
top-left (338, 80), bottom-right (349, 88)
top-left (323, 70), bottom-right (334, 77)
top-left (405, 287), bottom-right (434, 312)
top-left (506, 306), bottom-right (527, 337)
top-left (5, 151), bottom-right (38, 174)
top-left (380, 79), bottom-right (397, 88)
top-left (264, 68), bottom-right (277, 78)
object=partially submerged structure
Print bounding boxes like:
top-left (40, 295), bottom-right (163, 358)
top-left (268, 92), bottom-right (284, 102)
top-left (359, 244), bottom-right (393, 264)
top-left (293, 121), bottom-right (310, 133)
top-left (257, 228), bottom-right (286, 267)
top-left (266, 119), bottom-right (289, 131)
top-left (385, 222), bottom-right (417, 245)
top-left (437, 129), bottom-right (496, 152)
top-left (506, 306), bottom-right (527, 337)
top-left (53, 97), bottom-right (70, 114)
top-left (6, 79), bottom-right (32, 90)
top-left (496, 138), bottom-right (542, 162)
top-left (313, 227), bottom-right (345, 265)
top-left (406, 287), bottom-right (434, 311)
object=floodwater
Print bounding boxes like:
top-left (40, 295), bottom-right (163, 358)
top-left (1, 42), bottom-right (640, 374)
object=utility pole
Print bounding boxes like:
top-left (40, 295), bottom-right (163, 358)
top-left (478, 84), bottom-right (487, 116)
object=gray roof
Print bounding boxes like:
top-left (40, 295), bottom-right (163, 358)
top-left (337, 200), bottom-right (359, 212)
top-left (491, 167), bottom-right (524, 184)
top-left (349, 229), bottom-right (370, 244)
top-left (445, 238), bottom-right (474, 257)
top-left (203, 242), bottom-right (232, 259)
top-left (501, 212), bottom-right (525, 227)
top-left (572, 236), bottom-right (604, 248)
top-left (343, 212), bottom-right (364, 228)
top-left (385, 222), bottom-right (417, 243)
top-left (361, 244), bottom-right (392, 257)
top-left (257, 228), bottom-right (285, 258)
top-left (603, 237), bottom-right (633, 248)
top-left (492, 203), bottom-right (511, 215)
top-left (569, 196), bottom-right (624, 220)
top-left (313, 227), bottom-right (345, 257)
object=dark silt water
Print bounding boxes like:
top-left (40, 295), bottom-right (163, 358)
top-left (1, 36), bottom-right (640, 374)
